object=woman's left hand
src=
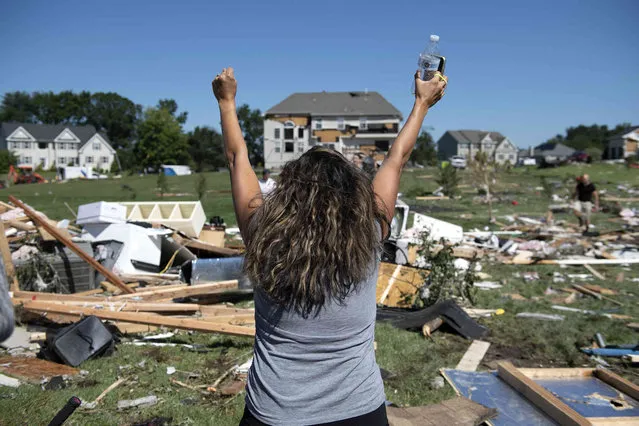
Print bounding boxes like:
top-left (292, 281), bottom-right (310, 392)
top-left (212, 67), bottom-right (237, 103)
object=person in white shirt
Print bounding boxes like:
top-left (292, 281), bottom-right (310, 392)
top-left (258, 169), bottom-right (277, 195)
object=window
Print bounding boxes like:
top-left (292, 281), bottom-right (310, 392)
top-left (23, 156), bottom-right (32, 165)
top-left (509, 154), bottom-right (515, 160)
top-left (39, 158), bottom-right (46, 166)
top-left (337, 117), bottom-right (345, 130)
top-left (497, 154), bottom-right (504, 160)
top-left (334, 136), bottom-right (340, 142)
top-left (328, 144), bottom-right (335, 150)
top-left (298, 128), bottom-right (304, 139)
top-left (101, 156), bottom-right (109, 163)
top-left (298, 143), bottom-right (304, 153)
top-left (58, 157), bottom-right (66, 165)
top-left (85, 156), bottom-right (94, 164)
top-left (274, 142), bottom-right (281, 153)
top-left (23, 142), bottom-right (31, 149)
top-left (93, 142), bottom-right (101, 151)
top-left (274, 128), bottom-right (281, 139)
top-left (67, 143), bottom-right (74, 150)
top-left (360, 117), bottom-right (367, 130)
top-left (285, 142), bottom-right (294, 153)
top-left (284, 128), bottom-right (294, 140)
top-left (315, 119), bottom-right (322, 130)
top-left (38, 142), bottom-right (47, 150)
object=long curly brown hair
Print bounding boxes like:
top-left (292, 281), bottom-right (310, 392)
top-left (244, 147), bottom-right (388, 317)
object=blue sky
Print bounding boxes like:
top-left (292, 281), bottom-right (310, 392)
top-left (1, 0), bottom-right (638, 148)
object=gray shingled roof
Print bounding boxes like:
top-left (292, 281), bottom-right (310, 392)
top-left (445, 130), bottom-right (507, 144)
top-left (266, 91), bottom-right (402, 118)
top-left (533, 142), bottom-right (575, 157)
top-left (0, 122), bottom-right (111, 149)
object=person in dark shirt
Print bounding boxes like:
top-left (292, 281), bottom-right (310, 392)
top-left (572, 174), bottom-right (599, 232)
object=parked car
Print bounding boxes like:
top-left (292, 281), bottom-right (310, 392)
top-left (518, 157), bottom-right (537, 166)
top-left (569, 151), bottom-right (592, 163)
top-left (449, 155), bottom-right (467, 169)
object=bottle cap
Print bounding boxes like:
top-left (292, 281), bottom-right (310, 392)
top-left (430, 34), bottom-right (440, 42)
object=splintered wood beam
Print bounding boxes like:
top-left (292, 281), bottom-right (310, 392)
top-left (497, 362), bottom-right (591, 426)
top-left (14, 299), bottom-right (201, 313)
top-left (584, 264), bottom-right (605, 280)
top-left (13, 291), bottom-right (111, 303)
top-left (113, 280), bottom-right (238, 301)
top-left (8, 196), bottom-right (134, 294)
top-left (0, 221), bottom-right (19, 292)
top-left (22, 301), bottom-right (255, 337)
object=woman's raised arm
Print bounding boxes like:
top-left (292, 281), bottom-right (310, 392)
top-left (212, 68), bottom-right (262, 240)
top-left (373, 70), bottom-right (447, 227)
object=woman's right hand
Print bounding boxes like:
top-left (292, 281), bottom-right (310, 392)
top-left (212, 67), bottom-right (237, 104)
top-left (414, 70), bottom-right (447, 108)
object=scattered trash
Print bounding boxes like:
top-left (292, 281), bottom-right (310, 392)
top-left (117, 395), bottom-right (158, 410)
top-left (166, 366), bottom-right (176, 375)
top-left (516, 313), bottom-right (565, 321)
top-left (430, 376), bottom-right (445, 389)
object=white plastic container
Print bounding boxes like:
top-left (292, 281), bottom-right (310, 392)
top-left (77, 202), bottom-right (127, 225)
top-left (119, 201), bottom-right (206, 238)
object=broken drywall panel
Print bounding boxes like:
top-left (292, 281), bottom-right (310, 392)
top-left (441, 369), bottom-right (557, 426)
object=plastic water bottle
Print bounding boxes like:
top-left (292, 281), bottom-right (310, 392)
top-left (418, 34), bottom-right (441, 81)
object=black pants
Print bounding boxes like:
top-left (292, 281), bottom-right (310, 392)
top-left (239, 403), bottom-right (388, 426)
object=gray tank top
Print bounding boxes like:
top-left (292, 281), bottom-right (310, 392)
top-left (245, 253), bottom-right (384, 425)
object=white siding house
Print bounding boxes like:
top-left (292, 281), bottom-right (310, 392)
top-left (437, 130), bottom-right (519, 165)
top-left (0, 123), bottom-right (116, 170)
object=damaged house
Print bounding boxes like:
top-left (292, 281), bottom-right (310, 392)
top-left (263, 91), bottom-right (403, 169)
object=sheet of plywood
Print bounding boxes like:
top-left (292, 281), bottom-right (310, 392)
top-left (376, 262), bottom-right (424, 307)
top-left (0, 356), bottom-right (79, 383)
top-left (387, 397), bottom-right (497, 426)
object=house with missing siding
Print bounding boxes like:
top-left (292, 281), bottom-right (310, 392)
top-left (0, 123), bottom-right (116, 170)
top-left (437, 130), bottom-right (519, 165)
top-left (263, 91), bottom-right (402, 169)
top-left (603, 126), bottom-right (639, 160)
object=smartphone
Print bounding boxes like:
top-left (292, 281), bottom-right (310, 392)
top-left (435, 55), bottom-right (446, 75)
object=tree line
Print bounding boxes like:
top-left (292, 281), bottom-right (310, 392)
top-left (544, 123), bottom-right (634, 159)
top-left (0, 91), bottom-right (264, 172)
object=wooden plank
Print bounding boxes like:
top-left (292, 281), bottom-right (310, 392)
top-left (13, 291), bottom-right (111, 303)
top-left (589, 418), bottom-right (639, 426)
top-left (386, 396), bottom-right (497, 426)
top-left (584, 264), bottom-right (605, 280)
top-left (572, 284), bottom-right (623, 306)
top-left (627, 323), bottom-right (639, 331)
top-left (16, 299), bottom-right (202, 313)
top-left (455, 340), bottom-right (491, 372)
top-left (517, 368), bottom-right (595, 379)
top-left (3, 219), bottom-right (35, 232)
top-left (497, 361), bottom-right (591, 426)
top-left (113, 280), bottom-right (238, 301)
top-left (22, 301), bottom-right (255, 337)
top-left (594, 368), bottom-right (639, 401)
top-left (0, 356), bottom-right (79, 383)
top-left (74, 288), bottom-right (104, 296)
top-left (172, 233), bottom-right (240, 257)
top-left (582, 285), bottom-right (617, 296)
top-left (0, 221), bottom-right (19, 292)
top-left (199, 305), bottom-right (254, 316)
top-left (119, 273), bottom-right (181, 283)
top-left (8, 196), bottom-right (134, 294)
top-left (539, 258), bottom-right (639, 265)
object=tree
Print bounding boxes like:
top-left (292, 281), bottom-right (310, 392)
top-left (237, 104), bottom-right (264, 166)
top-left (187, 126), bottom-right (225, 172)
top-left (157, 99), bottom-right (188, 125)
top-left (435, 165), bottom-right (460, 197)
top-left (0, 92), bottom-right (37, 123)
top-left (88, 92), bottom-right (142, 150)
top-left (195, 173), bottom-right (208, 200)
top-left (0, 150), bottom-right (18, 174)
top-left (544, 123), bottom-right (634, 154)
top-left (410, 130), bottom-right (438, 166)
top-left (134, 107), bottom-right (190, 171)
top-left (469, 152), bottom-right (499, 223)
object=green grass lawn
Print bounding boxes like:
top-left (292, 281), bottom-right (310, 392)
top-left (1, 163), bottom-right (638, 425)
